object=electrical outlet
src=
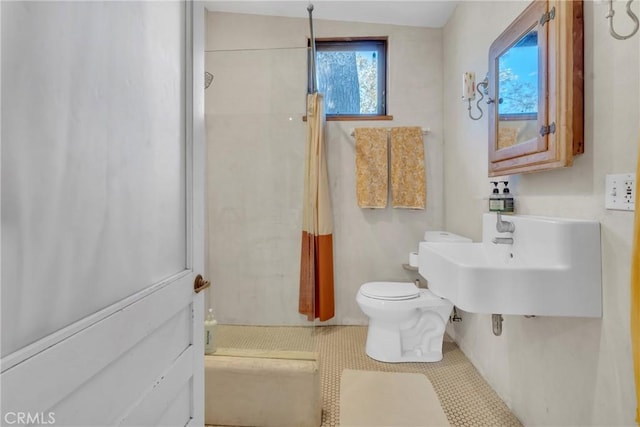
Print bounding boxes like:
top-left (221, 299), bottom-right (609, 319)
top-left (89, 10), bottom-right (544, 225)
top-left (605, 173), bottom-right (636, 211)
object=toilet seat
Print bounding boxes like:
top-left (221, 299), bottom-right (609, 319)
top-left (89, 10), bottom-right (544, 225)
top-left (360, 282), bottom-right (420, 301)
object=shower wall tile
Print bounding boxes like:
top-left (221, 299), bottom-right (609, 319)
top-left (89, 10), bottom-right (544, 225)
top-left (206, 113), bottom-right (306, 325)
top-left (206, 49), bottom-right (306, 116)
top-left (206, 12), bottom-right (307, 52)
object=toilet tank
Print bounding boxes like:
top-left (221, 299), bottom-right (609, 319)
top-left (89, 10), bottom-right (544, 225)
top-left (423, 231), bottom-right (472, 243)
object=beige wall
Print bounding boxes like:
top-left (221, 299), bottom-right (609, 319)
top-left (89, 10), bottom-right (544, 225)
top-left (443, 1), bottom-right (639, 425)
top-left (205, 12), bottom-right (444, 325)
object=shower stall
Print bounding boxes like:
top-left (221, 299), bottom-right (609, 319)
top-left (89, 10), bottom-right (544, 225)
top-left (204, 8), bottom-right (321, 353)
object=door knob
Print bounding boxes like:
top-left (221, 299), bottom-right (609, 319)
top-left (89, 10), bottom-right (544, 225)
top-left (194, 274), bottom-right (211, 293)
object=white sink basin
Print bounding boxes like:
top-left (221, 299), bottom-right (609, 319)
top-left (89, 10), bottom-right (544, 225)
top-left (418, 214), bottom-right (602, 317)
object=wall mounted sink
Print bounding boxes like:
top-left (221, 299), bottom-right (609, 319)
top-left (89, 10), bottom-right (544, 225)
top-left (418, 214), bottom-right (602, 317)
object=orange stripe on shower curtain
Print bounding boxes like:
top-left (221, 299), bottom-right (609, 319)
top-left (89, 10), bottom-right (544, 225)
top-left (633, 134), bottom-right (640, 424)
top-left (299, 92), bottom-right (335, 322)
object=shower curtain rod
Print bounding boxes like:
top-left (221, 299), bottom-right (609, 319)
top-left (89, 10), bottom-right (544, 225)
top-left (307, 3), bottom-right (317, 94)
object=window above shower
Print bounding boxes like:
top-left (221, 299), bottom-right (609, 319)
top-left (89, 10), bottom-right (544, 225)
top-left (310, 37), bottom-right (390, 121)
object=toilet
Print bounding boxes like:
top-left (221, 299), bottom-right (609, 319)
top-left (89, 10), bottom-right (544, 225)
top-left (356, 231), bottom-right (471, 363)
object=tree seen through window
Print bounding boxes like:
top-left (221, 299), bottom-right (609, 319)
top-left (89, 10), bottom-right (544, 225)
top-left (313, 39), bottom-right (386, 117)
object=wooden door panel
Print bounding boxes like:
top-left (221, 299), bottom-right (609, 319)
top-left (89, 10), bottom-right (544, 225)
top-left (2, 275), bottom-right (195, 425)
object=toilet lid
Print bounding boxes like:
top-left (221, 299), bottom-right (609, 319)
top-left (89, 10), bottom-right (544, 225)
top-left (360, 282), bottom-right (420, 301)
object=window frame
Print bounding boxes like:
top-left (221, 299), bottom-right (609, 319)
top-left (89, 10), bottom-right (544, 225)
top-left (308, 37), bottom-right (392, 121)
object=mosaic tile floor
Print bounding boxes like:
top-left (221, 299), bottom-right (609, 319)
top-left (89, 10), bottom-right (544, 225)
top-left (214, 325), bottom-right (522, 427)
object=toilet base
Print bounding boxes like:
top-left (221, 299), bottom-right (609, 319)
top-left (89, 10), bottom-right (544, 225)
top-left (364, 309), bottom-right (449, 363)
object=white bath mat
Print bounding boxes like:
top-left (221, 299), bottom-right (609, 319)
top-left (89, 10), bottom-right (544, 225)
top-left (340, 369), bottom-right (450, 427)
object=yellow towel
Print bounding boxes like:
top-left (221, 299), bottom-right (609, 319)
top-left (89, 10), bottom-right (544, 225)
top-left (390, 127), bottom-right (426, 209)
top-left (632, 135), bottom-right (640, 424)
top-left (355, 128), bottom-right (388, 208)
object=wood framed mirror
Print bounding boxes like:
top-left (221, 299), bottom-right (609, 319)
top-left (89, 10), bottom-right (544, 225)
top-left (488, 0), bottom-right (584, 176)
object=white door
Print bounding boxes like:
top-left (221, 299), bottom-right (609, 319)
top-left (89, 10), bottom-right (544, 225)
top-left (1, 1), bottom-right (206, 425)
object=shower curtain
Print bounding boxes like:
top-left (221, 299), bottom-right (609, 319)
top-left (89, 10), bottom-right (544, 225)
top-left (633, 134), bottom-right (640, 424)
top-left (299, 92), bottom-right (335, 321)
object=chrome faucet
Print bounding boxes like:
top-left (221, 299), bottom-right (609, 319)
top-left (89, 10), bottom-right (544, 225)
top-left (495, 211), bottom-right (515, 233)
top-left (492, 237), bottom-right (514, 245)
top-left (493, 212), bottom-right (515, 245)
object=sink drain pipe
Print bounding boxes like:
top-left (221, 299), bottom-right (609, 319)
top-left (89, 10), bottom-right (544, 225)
top-left (492, 314), bottom-right (503, 336)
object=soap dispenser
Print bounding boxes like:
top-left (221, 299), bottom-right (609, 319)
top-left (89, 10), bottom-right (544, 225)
top-left (489, 181), bottom-right (504, 212)
top-left (501, 181), bottom-right (514, 213)
top-left (204, 308), bottom-right (218, 355)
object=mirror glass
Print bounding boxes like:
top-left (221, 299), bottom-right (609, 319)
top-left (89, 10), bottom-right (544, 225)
top-left (496, 25), bottom-right (539, 150)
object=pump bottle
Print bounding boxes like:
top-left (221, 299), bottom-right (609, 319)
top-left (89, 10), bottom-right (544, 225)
top-left (204, 308), bottom-right (217, 355)
top-left (489, 181), bottom-right (504, 212)
top-left (501, 181), bottom-right (514, 213)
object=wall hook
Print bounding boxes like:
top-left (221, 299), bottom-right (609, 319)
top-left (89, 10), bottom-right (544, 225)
top-left (468, 76), bottom-right (489, 121)
top-left (606, 0), bottom-right (639, 40)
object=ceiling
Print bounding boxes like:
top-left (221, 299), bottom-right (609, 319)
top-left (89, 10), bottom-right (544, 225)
top-left (204, 1), bottom-right (460, 28)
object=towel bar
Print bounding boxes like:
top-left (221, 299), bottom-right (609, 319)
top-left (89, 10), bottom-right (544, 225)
top-left (350, 127), bottom-right (430, 137)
